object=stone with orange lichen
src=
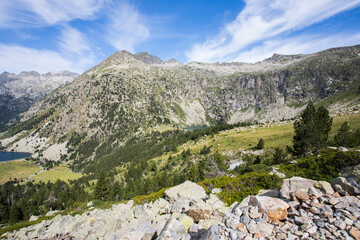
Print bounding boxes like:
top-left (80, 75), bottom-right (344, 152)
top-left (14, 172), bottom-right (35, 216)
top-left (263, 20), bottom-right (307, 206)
top-left (250, 196), bottom-right (289, 221)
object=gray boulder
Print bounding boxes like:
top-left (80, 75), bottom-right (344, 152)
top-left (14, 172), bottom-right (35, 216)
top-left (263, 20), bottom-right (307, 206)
top-left (158, 218), bottom-right (187, 240)
top-left (165, 181), bottom-right (207, 203)
top-left (331, 177), bottom-right (360, 195)
top-left (29, 215), bottom-right (39, 221)
top-left (189, 224), bottom-right (206, 239)
top-left (281, 177), bottom-right (317, 199)
top-left (117, 219), bottom-right (157, 240)
top-left (199, 225), bottom-right (222, 240)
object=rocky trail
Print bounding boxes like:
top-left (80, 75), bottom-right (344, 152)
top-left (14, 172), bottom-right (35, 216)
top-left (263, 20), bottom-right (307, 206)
top-left (4, 176), bottom-right (360, 240)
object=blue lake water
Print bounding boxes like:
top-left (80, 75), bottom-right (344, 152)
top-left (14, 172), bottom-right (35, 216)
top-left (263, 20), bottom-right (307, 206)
top-left (0, 151), bottom-right (32, 162)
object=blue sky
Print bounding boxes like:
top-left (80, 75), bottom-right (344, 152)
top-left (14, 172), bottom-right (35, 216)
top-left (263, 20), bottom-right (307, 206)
top-left (0, 0), bottom-right (360, 74)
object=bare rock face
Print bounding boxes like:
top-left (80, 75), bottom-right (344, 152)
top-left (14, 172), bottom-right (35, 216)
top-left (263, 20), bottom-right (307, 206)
top-left (280, 177), bottom-right (317, 199)
top-left (249, 196), bottom-right (289, 221)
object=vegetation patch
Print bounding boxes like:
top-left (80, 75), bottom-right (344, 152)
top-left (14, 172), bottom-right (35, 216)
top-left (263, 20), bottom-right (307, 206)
top-left (132, 188), bottom-right (169, 205)
top-left (199, 172), bottom-right (282, 205)
top-left (279, 150), bottom-right (360, 182)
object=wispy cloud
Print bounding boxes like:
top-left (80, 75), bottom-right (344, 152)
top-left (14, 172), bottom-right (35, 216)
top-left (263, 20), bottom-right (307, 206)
top-left (0, 0), bottom-right (152, 74)
top-left (56, 25), bottom-right (96, 73)
top-left (0, 0), bottom-right (103, 28)
top-left (186, 0), bottom-right (360, 63)
top-left (0, 26), bottom-right (97, 74)
top-left (58, 26), bottom-right (91, 56)
top-left (0, 44), bottom-right (77, 73)
top-left (105, 1), bottom-right (149, 52)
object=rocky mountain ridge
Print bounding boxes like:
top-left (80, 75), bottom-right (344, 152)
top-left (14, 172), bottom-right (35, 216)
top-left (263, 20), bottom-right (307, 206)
top-left (2, 45), bottom-right (360, 165)
top-left (0, 71), bottom-right (79, 130)
top-left (5, 176), bottom-right (360, 240)
top-left (0, 71), bottom-right (79, 99)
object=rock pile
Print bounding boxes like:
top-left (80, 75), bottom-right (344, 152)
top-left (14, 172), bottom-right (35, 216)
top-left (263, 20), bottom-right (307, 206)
top-left (216, 176), bottom-right (360, 240)
top-left (5, 181), bottom-right (226, 240)
top-left (4, 177), bottom-right (360, 240)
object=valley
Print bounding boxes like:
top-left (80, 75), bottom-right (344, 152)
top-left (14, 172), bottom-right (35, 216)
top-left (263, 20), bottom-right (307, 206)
top-left (0, 45), bottom-right (360, 239)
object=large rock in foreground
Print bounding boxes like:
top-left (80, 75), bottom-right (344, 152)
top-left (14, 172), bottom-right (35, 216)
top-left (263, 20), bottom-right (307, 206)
top-left (165, 180), bottom-right (207, 203)
top-left (249, 196), bottom-right (289, 221)
top-left (281, 177), bottom-right (317, 199)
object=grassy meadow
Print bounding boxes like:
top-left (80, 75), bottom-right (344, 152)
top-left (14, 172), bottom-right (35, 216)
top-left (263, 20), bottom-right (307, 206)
top-left (0, 160), bottom-right (40, 184)
top-left (28, 164), bottom-right (83, 183)
top-left (150, 112), bottom-right (360, 166)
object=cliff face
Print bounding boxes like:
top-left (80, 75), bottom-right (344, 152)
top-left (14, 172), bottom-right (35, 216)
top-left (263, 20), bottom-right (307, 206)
top-left (2, 45), bottom-right (360, 162)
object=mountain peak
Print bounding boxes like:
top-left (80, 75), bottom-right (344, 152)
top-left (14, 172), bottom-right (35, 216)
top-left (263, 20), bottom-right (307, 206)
top-left (19, 71), bottom-right (41, 77)
top-left (264, 53), bottom-right (304, 62)
top-left (93, 50), bottom-right (165, 70)
top-left (134, 51), bottom-right (163, 64)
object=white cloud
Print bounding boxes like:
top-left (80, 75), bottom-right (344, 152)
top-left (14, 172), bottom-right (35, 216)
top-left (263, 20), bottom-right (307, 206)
top-left (25, 0), bottom-right (102, 24)
top-left (105, 1), bottom-right (149, 52)
top-left (0, 44), bottom-right (90, 74)
top-left (58, 26), bottom-right (91, 56)
top-left (186, 0), bottom-right (360, 63)
top-left (0, 0), bottom-right (103, 28)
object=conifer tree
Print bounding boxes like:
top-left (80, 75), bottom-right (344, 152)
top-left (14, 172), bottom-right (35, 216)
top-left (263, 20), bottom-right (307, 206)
top-left (256, 138), bottom-right (265, 149)
top-left (9, 204), bottom-right (22, 223)
top-left (334, 121), bottom-right (351, 147)
top-left (94, 171), bottom-right (109, 200)
top-left (293, 102), bottom-right (332, 156)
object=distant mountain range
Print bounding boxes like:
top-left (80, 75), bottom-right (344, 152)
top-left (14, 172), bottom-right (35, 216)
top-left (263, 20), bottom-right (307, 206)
top-left (1, 45), bottom-right (360, 168)
top-left (0, 71), bottom-right (79, 130)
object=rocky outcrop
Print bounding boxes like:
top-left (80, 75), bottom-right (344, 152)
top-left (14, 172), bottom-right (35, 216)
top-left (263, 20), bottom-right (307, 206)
top-left (5, 176), bottom-right (360, 240)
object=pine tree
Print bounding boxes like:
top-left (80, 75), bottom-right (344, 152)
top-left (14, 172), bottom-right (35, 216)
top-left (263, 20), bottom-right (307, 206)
top-left (256, 138), bottom-right (265, 149)
top-left (334, 121), bottom-right (351, 147)
top-left (94, 171), bottom-right (109, 200)
top-left (352, 129), bottom-right (360, 146)
top-left (293, 102), bottom-right (332, 156)
top-left (314, 106), bottom-right (333, 150)
top-left (9, 204), bottom-right (22, 223)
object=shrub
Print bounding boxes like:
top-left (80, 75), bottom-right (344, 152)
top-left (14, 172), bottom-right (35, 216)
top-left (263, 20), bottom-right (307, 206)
top-left (273, 147), bottom-right (287, 164)
top-left (199, 172), bottom-right (282, 205)
top-left (279, 150), bottom-right (360, 181)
